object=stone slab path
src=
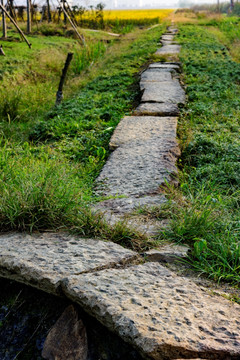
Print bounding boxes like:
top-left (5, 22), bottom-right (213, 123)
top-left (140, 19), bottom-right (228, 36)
top-left (95, 27), bottom-right (185, 234)
top-left (1, 233), bottom-right (240, 360)
top-left (1, 26), bottom-right (240, 360)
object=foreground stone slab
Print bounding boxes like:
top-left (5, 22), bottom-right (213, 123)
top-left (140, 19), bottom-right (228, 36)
top-left (155, 45), bottom-right (181, 55)
top-left (109, 116), bottom-right (178, 150)
top-left (141, 81), bottom-right (185, 104)
top-left (134, 103), bottom-right (179, 116)
top-left (64, 262), bottom-right (240, 360)
top-left (0, 233), bottom-right (137, 293)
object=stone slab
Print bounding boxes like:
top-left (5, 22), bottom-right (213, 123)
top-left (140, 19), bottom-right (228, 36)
top-left (94, 195), bottom-right (166, 214)
top-left (155, 45), bottom-right (181, 55)
top-left (64, 262), bottom-right (240, 360)
top-left (141, 81), bottom-right (185, 104)
top-left (145, 244), bottom-right (190, 263)
top-left (167, 27), bottom-right (178, 34)
top-left (149, 63), bottom-right (180, 71)
top-left (96, 137), bottom-right (180, 197)
top-left (141, 69), bottom-right (172, 82)
top-left (109, 116), bottom-right (178, 150)
top-left (133, 103), bottom-right (179, 116)
top-left (0, 233), bottom-right (137, 294)
top-left (161, 34), bottom-right (174, 41)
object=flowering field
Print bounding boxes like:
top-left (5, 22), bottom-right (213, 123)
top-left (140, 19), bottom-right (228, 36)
top-left (103, 9), bottom-right (173, 21)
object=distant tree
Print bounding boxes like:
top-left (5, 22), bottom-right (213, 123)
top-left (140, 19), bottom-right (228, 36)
top-left (230, 0), bottom-right (234, 11)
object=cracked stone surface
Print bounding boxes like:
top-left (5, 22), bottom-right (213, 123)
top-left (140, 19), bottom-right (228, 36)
top-left (109, 116), bottom-right (178, 150)
top-left (141, 80), bottom-right (185, 104)
top-left (0, 233), bottom-right (137, 294)
top-left (64, 262), bottom-right (240, 360)
top-left (155, 45), bottom-right (181, 55)
top-left (134, 102), bottom-right (179, 116)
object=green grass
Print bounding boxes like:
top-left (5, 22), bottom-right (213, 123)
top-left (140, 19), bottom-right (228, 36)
top-left (0, 24), bottom-right (166, 250)
top-left (158, 23), bottom-right (240, 285)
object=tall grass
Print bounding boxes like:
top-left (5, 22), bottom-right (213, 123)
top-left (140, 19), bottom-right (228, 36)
top-left (72, 42), bottom-right (106, 75)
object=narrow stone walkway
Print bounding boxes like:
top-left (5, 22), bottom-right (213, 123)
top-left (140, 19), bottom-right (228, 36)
top-left (94, 26), bottom-right (185, 235)
top-left (1, 27), bottom-right (240, 360)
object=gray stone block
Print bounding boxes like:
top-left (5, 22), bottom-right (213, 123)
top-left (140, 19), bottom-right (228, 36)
top-left (141, 69), bottom-right (172, 82)
top-left (65, 262), bottom-right (240, 360)
top-left (133, 103), bottom-right (179, 116)
top-left (0, 233), bottom-right (137, 293)
top-left (141, 81), bottom-right (185, 104)
top-left (109, 116), bottom-right (178, 149)
top-left (155, 45), bottom-right (181, 55)
top-left (97, 137), bottom-right (180, 197)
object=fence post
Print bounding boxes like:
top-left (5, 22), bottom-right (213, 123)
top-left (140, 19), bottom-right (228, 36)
top-left (27, 0), bottom-right (31, 33)
top-left (1, 0), bottom-right (7, 38)
top-left (55, 52), bottom-right (73, 106)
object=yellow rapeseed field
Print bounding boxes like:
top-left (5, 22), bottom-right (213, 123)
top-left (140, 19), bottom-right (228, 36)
top-left (103, 9), bottom-right (173, 21)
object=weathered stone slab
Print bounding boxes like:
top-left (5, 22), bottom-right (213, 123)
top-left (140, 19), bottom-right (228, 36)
top-left (149, 63), bottom-right (180, 71)
top-left (133, 103), bottom-right (179, 116)
top-left (155, 45), bottom-right (181, 55)
top-left (145, 244), bottom-right (190, 263)
top-left (0, 233), bottom-right (137, 293)
top-left (141, 81), bottom-right (185, 104)
top-left (109, 116), bottom-right (178, 149)
top-left (94, 195), bottom-right (166, 214)
top-left (64, 262), bottom-right (240, 360)
top-left (167, 27), bottom-right (178, 34)
top-left (141, 69), bottom-right (172, 82)
top-left (161, 34), bottom-right (174, 41)
top-left (96, 137), bottom-right (180, 197)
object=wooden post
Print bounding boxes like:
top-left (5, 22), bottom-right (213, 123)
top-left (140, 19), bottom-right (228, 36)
top-left (58, 0), bottom-right (85, 45)
top-left (0, 3), bottom-right (31, 48)
top-left (1, 0), bottom-right (7, 38)
top-left (55, 52), bottom-right (73, 106)
top-left (0, 44), bottom-right (5, 55)
top-left (27, 0), bottom-right (31, 33)
top-left (46, 0), bottom-right (51, 22)
top-left (63, 0), bottom-right (67, 24)
top-left (230, 0), bottom-right (234, 11)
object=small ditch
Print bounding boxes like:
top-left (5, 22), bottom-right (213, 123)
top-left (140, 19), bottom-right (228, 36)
top-left (0, 278), bottom-right (144, 360)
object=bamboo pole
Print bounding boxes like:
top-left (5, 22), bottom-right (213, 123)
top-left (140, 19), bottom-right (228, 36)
top-left (27, 0), bottom-right (31, 33)
top-left (58, 0), bottom-right (85, 45)
top-left (1, 0), bottom-right (7, 38)
top-left (0, 3), bottom-right (31, 48)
